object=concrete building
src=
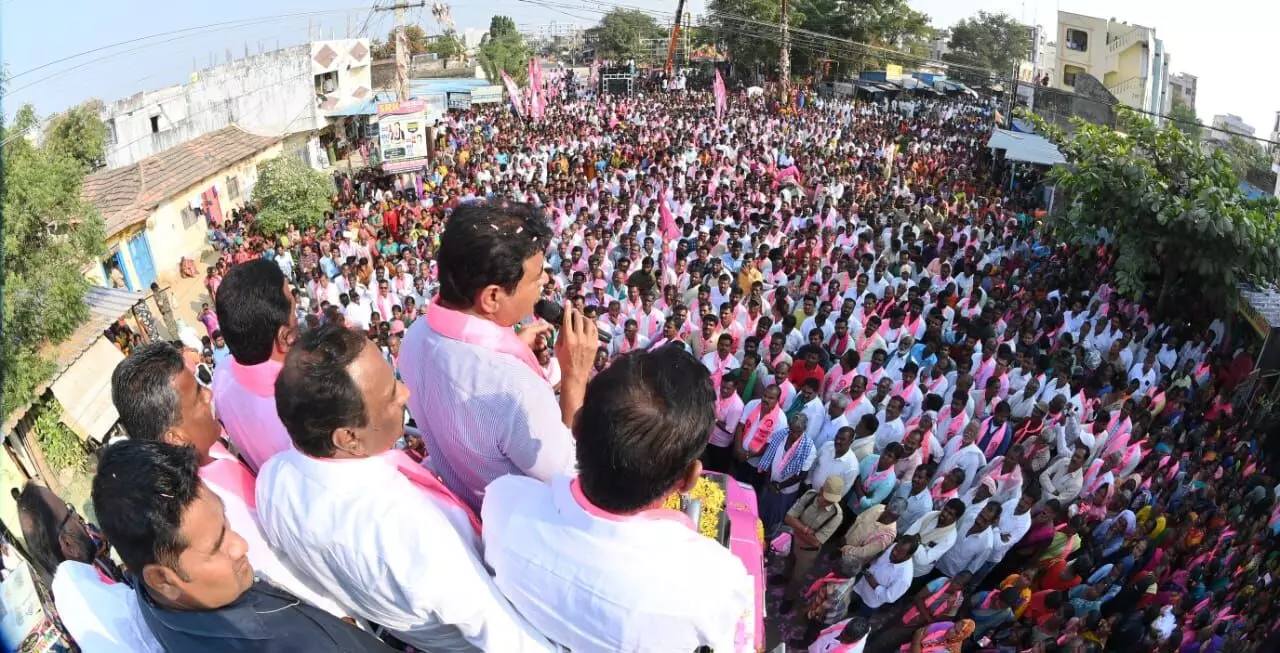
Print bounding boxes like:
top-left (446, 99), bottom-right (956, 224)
top-left (100, 38), bottom-right (371, 170)
top-left (1053, 11), bottom-right (1171, 122)
top-left (1020, 25), bottom-right (1055, 84)
top-left (1206, 113), bottom-right (1255, 146)
top-left (1169, 72), bottom-right (1197, 109)
top-left (82, 126), bottom-right (283, 292)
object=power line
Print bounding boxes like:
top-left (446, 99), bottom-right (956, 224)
top-left (6, 7), bottom-right (369, 81)
top-left (2, 4), bottom-right (384, 151)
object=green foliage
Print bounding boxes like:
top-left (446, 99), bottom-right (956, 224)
top-left (1217, 134), bottom-right (1272, 184)
top-left (705, 0), bottom-right (802, 74)
top-left (1031, 107), bottom-right (1280, 314)
top-left (489, 15), bottom-right (518, 39)
top-left (706, 0), bottom-right (928, 77)
top-left (426, 30), bottom-right (465, 60)
top-left (584, 9), bottom-right (666, 60)
top-left (43, 100), bottom-right (108, 173)
top-left (2, 103), bottom-right (108, 420)
top-left (944, 11), bottom-right (1027, 75)
top-left (251, 156), bottom-right (332, 237)
top-left (31, 400), bottom-right (87, 473)
top-left (1167, 99), bottom-right (1202, 142)
top-left (372, 25), bottom-right (460, 60)
top-left (478, 15), bottom-right (529, 84)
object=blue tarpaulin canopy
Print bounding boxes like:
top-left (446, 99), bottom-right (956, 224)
top-left (987, 128), bottom-right (1066, 166)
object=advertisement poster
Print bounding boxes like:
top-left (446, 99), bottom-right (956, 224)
top-left (470, 85), bottom-right (503, 104)
top-left (377, 99), bottom-right (428, 173)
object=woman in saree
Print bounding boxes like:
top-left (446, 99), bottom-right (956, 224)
top-left (900, 619), bottom-right (974, 653)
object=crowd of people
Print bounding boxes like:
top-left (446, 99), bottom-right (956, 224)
top-left (9, 79), bottom-right (1280, 653)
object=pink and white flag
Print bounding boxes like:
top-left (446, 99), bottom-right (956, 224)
top-left (500, 70), bottom-right (525, 117)
top-left (712, 69), bottom-right (727, 123)
top-left (657, 184), bottom-right (680, 240)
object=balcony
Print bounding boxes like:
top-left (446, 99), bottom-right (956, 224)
top-left (1106, 76), bottom-right (1147, 109)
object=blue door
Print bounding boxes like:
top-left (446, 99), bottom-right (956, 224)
top-left (127, 232), bottom-right (157, 289)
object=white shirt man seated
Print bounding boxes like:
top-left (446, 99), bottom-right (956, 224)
top-left (257, 324), bottom-right (553, 652)
top-left (483, 346), bottom-right (755, 652)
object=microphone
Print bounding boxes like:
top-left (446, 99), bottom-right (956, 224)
top-left (534, 299), bottom-right (612, 344)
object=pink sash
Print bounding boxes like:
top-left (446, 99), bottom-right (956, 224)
top-left (426, 299), bottom-right (547, 381)
top-left (827, 365), bottom-right (857, 399)
top-left (923, 374), bottom-right (947, 396)
top-left (384, 449), bottom-right (482, 536)
top-left (201, 458), bottom-right (258, 510)
top-left (709, 353), bottom-right (734, 391)
top-left (865, 461), bottom-right (895, 487)
top-left (743, 403), bottom-right (783, 453)
top-left (569, 478), bottom-right (695, 531)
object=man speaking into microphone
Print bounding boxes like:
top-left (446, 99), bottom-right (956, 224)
top-left (401, 201), bottom-right (599, 512)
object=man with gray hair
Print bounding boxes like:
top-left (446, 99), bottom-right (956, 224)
top-left (756, 411), bottom-right (817, 534)
top-left (813, 394), bottom-right (852, 449)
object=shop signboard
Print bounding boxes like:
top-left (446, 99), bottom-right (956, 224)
top-left (377, 99), bottom-right (428, 172)
top-left (470, 85), bottom-right (503, 104)
top-left (447, 92), bottom-right (472, 110)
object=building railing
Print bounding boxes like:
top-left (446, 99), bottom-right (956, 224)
top-left (1106, 76), bottom-right (1147, 107)
top-left (1107, 27), bottom-right (1147, 54)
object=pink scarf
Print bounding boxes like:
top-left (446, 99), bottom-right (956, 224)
top-left (709, 352), bottom-right (734, 392)
top-left (426, 299), bottom-right (547, 381)
top-left (384, 449), bottom-right (482, 537)
top-left (742, 402), bottom-right (784, 453)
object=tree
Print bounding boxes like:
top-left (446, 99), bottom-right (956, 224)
top-left (1, 103), bottom-right (108, 418)
top-left (944, 11), bottom-right (1027, 76)
top-left (43, 100), bottom-right (108, 172)
top-left (489, 15), bottom-right (518, 40)
top-left (251, 156), bottom-right (332, 237)
top-left (1028, 107), bottom-right (1280, 316)
top-left (1218, 134), bottom-right (1272, 184)
top-left (584, 9), bottom-right (665, 60)
top-left (705, 0), bottom-right (803, 77)
top-left (1167, 99), bottom-right (1203, 142)
top-left (478, 15), bottom-right (529, 84)
top-left (706, 0), bottom-right (929, 79)
top-left (426, 30), bottom-right (465, 61)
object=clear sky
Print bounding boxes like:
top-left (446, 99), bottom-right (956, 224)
top-left (2, 0), bottom-right (1276, 142)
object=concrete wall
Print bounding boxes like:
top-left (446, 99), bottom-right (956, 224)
top-left (143, 143), bottom-right (284, 282)
top-left (103, 143), bottom-right (283, 286)
top-left (101, 40), bottom-right (370, 170)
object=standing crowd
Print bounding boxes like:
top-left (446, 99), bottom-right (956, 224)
top-left (10, 83), bottom-right (1280, 653)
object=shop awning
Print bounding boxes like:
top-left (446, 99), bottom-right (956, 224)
top-left (987, 128), bottom-right (1066, 166)
top-left (325, 92), bottom-right (397, 118)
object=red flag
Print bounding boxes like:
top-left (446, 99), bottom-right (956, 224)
top-left (657, 185), bottom-right (679, 240)
top-left (500, 70), bottom-right (525, 117)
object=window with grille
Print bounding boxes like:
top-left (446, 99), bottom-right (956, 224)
top-left (226, 176), bottom-right (241, 200)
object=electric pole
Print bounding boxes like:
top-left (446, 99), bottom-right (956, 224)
top-left (374, 1), bottom-right (427, 101)
top-left (779, 0), bottom-right (791, 101)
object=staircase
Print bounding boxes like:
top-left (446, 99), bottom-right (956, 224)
top-left (1106, 77), bottom-right (1147, 109)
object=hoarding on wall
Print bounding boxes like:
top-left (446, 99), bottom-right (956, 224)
top-left (885, 64), bottom-right (904, 81)
top-left (1, 560), bottom-right (53, 651)
top-left (447, 92), bottom-right (472, 110)
top-left (376, 99), bottom-right (428, 172)
top-left (470, 85), bottom-right (503, 104)
top-left (422, 93), bottom-right (447, 119)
